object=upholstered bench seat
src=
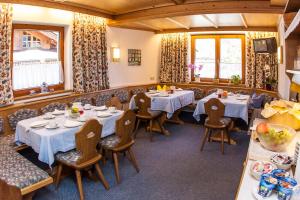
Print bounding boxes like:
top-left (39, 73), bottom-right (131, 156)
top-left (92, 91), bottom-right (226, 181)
top-left (0, 145), bottom-right (50, 190)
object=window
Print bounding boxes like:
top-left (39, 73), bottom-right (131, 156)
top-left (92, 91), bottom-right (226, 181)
top-left (191, 34), bottom-right (245, 82)
top-left (12, 24), bottom-right (64, 97)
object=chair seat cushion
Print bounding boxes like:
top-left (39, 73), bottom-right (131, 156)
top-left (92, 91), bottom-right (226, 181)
top-left (0, 134), bottom-right (26, 149)
top-left (205, 117), bottom-right (232, 128)
top-left (101, 135), bottom-right (121, 149)
top-left (56, 150), bottom-right (82, 164)
top-left (0, 145), bottom-right (49, 189)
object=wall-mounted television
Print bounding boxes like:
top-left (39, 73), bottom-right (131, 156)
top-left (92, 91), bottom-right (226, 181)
top-left (253, 37), bottom-right (277, 53)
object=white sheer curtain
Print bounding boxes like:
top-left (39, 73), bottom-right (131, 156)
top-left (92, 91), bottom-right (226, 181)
top-left (13, 61), bottom-right (64, 90)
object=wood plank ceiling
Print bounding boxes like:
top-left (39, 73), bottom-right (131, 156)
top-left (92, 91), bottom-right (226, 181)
top-left (1, 0), bottom-right (287, 33)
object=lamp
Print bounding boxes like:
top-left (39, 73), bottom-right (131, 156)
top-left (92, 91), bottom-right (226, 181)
top-left (111, 47), bottom-right (120, 62)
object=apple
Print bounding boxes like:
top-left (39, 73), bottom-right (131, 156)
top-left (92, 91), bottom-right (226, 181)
top-left (257, 122), bottom-right (269, 134)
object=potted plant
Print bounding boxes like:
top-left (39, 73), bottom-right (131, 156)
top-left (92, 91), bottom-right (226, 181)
top-left (265, 77), bottom-right (277, 91)
top-left (230, 75), bottom-right (241, 85)
top-left (188, 63), bottom-right (203, 82)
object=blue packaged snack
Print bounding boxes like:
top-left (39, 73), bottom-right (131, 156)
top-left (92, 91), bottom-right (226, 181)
top-left (272, 169), bottom-right (290, 180)
top-left (277, 177), bottom-right (297, 200)
top-left (258, 174), bottom-right (278, 197)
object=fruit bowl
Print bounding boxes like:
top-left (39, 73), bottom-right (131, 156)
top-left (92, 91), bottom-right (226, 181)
top-left (256, 123), bottom-right (296, 152)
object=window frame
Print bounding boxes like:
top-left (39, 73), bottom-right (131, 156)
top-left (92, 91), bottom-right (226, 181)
top-left (11, 24), bottom-right (65, 97)
top-left (191, 34), bottom-right (245, 83)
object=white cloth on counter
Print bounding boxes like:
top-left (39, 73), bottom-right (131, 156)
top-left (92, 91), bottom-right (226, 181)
top-left (193, 93), bottom-right (250, 123)
top-left (15, 109), bottom-right (124, 166)
top-left (129, 90), bottom-right (195, 118)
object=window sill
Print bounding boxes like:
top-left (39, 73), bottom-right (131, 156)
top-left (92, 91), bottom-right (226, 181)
top-left (14, 90), bottom-right (73, 104)
top-left (190, 81), bottom-right (246, 87)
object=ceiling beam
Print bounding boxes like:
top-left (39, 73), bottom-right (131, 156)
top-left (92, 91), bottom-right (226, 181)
top-left (165, 17), bottom-right (189, 29)
top-left (171, 0), bottom-right (185, 5)
top-left (201, 14), bottom-right (218, 28)
top-left (114, 1), bottom-right (284, 23)
top-left (134, 22), bottom-right (163, 31)
top-left (155, 26), bottom-right (278, 34)
top-left (240, 14), bottom-right (248, 28)
top-left (0, 0), bottom-right (113, 19)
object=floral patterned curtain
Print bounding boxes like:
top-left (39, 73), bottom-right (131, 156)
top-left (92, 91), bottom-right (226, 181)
top-left (160, 33), bottom-right (189, 83)
top-left (73, 13), bottom-right (109, 93)
top-left (0, 4), bottom-right (13, 105)
top-left (245, 32), bottom-right (278, 89)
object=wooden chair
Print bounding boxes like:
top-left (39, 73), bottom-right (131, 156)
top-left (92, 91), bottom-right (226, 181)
top-left (0, 179), bottom-right (22, 200)
top-left (101, 110), bottom-right (139, 184)
top-left (55, 119), bottom-right (109, 200)
top-left (200, 98), bottom-right (232, 154)
top-left (105, 96), bottom-right (123, 110)
top-left (133, 93), bottom-right (162, 142)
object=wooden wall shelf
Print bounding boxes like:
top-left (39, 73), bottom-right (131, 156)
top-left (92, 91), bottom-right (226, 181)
top-left (285, 10), bottom-right (300, 39)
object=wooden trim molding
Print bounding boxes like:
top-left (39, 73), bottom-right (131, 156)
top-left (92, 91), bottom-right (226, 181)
top-left (11, 24), bottom-right (65, 97)
top-left (113, 1), bottom-right (284, 23)
top-left (0, 0), bottom-right (113, 19)
top-left (155, 26), bottom-right (278, 34)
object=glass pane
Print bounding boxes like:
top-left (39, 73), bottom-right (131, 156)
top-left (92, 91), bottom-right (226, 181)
top-left (219, 38), bottom-right (242, 79)
top-left (194, 38), bottom-right (216, 78)
top-left (13, 29), bottom-right (62, 90)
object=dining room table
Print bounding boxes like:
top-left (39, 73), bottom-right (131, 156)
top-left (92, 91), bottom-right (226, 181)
top-left (193, 92), bottom-right (250, 144)
top-left (129, 89), bottom-right (195, 135)
top-left (15, 107), bottom-right (124, 166)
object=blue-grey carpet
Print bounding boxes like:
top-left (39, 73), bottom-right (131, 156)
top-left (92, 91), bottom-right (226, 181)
top-left (32, 122), bottom-right (249, 200)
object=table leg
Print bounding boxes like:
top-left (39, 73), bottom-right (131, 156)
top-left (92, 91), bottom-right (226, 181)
top-left (166, 109), bottom-right (184, 125)
top-left (147, 113), bottom-right (170, 136)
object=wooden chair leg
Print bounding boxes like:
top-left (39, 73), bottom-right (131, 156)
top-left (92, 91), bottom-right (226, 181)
top-left (200, 128), bottom-right (209, 151)
top-left (55, 163), bottom-right (63, 189)
top-left (95, 163), bottom-right (110, 190)
top-left (208, 129), bottom-right (212, 142)
top-left (149, 120), bottom-right (153, 142)
top-left (75, 170), bottom-right (84, 200)
top-left (128, 148), bottom-right (140, 173)
top-left (221, 130), bottom-right (225, 155)
top-left (134, 119), bottom-right (141, 138)
top-left (113, 152), bottom-right (121, 184)
top-left (226, 129), bottom-right (231, 145)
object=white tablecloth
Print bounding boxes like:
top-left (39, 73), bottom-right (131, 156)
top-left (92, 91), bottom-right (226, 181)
top-left (129, 90), bottom-right (195, 118)
top-left (193, 93), bottom-right (250, 123)
top-left (15, 109), bottom-right (124, 166)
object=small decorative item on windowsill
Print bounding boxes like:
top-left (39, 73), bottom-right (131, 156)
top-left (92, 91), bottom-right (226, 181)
top-left (265, 77), bottom-right (277, 91)
top-left (230, 75), bottom-right (241, 85)
top-left (188, 63), bottom-right (203, 82)
top-left (40, 82), bottom-right (49, 93)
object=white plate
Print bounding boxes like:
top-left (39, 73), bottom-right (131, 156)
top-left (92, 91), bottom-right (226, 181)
top-left (94, 106), bottom-right (107, 111)
top-left (52, 110), bottom-right (65, 115)
top-left (63, 120), bottom-right (82, 128)
top-left (159, 94), bottom-right (169, 97)
top-left (45, 124), bottom-right (59, 129)
top-left (237, 97), bottom-right (247, 100)
top-left (77, 117), bottom-right (87, 122)
top-left (252, 186), bottom-right (277, 200)
top-left (97, 112), bottom-right (112, 118)
top-left (30, 120), bottom-right (49, 128)
top-left (43, 115), bottom-right (55, 120)
top-left (110, 110), bottom-right (119, 114)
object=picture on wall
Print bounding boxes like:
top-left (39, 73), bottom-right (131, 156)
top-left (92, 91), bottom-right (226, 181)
top-left (128, 49), bottom-right (141, 66)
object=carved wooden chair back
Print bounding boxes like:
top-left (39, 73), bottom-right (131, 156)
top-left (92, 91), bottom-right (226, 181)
top-left (75, 119), bottom-right (102, 164)
top-left (134, 93), bottom-right (151, 117)
top-left (0, 179), bottom-right (22, 200)
top-left (115, 110), bottom-right (136, 147)
top-left (106, 96), bottom-right (123, 110)
top-left (204, 98), bottom-right (225, 127)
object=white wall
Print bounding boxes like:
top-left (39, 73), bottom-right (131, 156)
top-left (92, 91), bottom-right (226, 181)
top-left (107, 27), bottom-right (160, 87)
top-left (12, 4), bottom-right (161, 90)
top-left (278, 17), bottom-right (291, 99)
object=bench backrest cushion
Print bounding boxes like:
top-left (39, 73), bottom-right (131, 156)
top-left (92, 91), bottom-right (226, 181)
top-left (8, 109), bottom-right (38, 131)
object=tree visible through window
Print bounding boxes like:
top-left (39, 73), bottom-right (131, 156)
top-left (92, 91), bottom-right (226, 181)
top-left (12, 24), bottom-right (64, 97)
top-left (191, 34), bottom-right (245, 82)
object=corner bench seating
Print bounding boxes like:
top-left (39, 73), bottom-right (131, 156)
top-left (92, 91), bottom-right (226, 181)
top-left (0, 142), bottom-right (53, 198)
